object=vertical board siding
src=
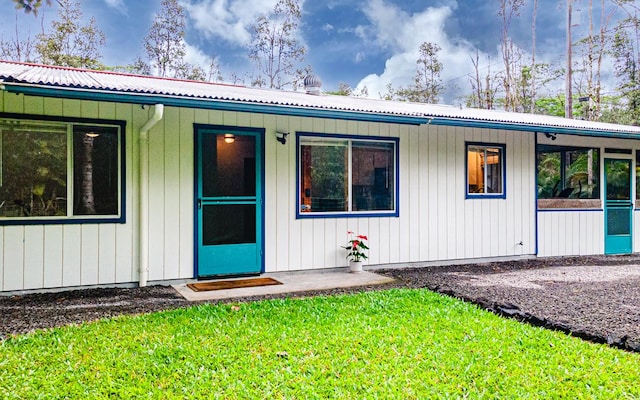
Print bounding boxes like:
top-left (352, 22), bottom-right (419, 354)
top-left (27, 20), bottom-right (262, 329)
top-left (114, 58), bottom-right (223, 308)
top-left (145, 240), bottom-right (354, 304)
top-left (1, 92), bottom-right (550, 292)
top-left (538, 211), bottom-right (604, 256)
top-left (0, 94), bottom-right (139, 292)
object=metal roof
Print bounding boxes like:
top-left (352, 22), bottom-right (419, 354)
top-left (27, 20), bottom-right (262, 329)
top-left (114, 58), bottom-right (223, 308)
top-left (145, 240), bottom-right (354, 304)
top-left (1, 60), bottom-right (640, 136)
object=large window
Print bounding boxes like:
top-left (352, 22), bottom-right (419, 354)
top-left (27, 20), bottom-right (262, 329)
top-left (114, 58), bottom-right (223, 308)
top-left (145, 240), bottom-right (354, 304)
top-left (298, 134), bottom-right (397, 217)
top-left (0, 116), bottom-right (124, 223)
top-left (537, 145), bottom-right (599, 199)
top-left (467, 143), bottom-right (505, 198)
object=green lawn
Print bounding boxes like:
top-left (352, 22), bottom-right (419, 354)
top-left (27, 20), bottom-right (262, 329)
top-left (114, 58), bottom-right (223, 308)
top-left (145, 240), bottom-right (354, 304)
top-left (1, 289), bottom-right (639, 399)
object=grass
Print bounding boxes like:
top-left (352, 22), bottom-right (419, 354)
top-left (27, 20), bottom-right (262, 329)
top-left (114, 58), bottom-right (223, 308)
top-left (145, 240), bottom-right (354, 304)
top-left (1, 289), bottom-right (639, 399)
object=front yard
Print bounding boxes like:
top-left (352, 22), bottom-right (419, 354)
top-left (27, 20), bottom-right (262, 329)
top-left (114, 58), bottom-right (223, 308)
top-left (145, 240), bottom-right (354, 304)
top-left (1, 289), bottom-right (639, 398)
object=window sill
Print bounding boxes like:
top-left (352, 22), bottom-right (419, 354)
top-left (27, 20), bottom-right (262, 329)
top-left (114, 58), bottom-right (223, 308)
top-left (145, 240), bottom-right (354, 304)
top-left (538, 199), bottom-right (601, 209)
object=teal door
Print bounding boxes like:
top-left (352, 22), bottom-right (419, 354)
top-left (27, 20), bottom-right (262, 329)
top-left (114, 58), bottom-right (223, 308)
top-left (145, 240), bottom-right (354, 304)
top-left (196, 128), bottom-right (263, 277)
top-left (604, 158), bottom-right (633, 255)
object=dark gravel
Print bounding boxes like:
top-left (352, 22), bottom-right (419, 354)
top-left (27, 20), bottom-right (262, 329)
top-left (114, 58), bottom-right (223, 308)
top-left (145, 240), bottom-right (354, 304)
top-left (2, 255), bottom-right (640, 352)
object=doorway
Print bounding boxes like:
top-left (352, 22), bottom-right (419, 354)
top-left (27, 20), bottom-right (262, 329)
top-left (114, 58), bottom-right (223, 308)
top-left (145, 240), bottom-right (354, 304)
top-left (604, 158), bottom-right (633, 254)
top-left (195, 126), bottom-right (264, 277)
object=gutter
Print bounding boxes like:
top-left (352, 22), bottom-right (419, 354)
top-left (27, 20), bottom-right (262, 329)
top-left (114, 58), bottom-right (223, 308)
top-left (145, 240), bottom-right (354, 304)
top-left (138, 104), bottom-right (164, 287)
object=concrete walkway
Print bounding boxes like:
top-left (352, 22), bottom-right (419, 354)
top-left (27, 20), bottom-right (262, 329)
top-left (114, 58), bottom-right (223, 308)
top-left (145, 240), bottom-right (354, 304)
top-left (173, 268), bottom-right (395, 301)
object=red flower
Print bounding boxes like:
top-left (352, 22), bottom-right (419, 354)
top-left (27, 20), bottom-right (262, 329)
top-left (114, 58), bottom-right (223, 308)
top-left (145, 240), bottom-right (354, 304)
top-left (357, 235), bottom-right (368, 240)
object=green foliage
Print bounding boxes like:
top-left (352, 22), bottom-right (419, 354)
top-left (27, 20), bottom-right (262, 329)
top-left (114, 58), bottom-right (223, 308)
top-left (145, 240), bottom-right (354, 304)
top-left (12, 0), bottom-right (54, 16)
top-left (385, 42), bottom-right (443, 103)
top-left (249, 0), bottom-right (306, 89)
top-left (1, 290), bottom-right (640, 398)
top-left (34, 0), bottom-right (105, 69)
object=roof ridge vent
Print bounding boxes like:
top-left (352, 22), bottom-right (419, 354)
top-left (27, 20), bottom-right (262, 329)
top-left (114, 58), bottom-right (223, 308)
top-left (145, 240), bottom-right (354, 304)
top-left (303, 74), bottom-right (322, 95)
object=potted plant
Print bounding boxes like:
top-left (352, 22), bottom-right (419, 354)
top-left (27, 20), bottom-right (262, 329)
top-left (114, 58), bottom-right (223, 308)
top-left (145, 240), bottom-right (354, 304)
top-left (343, 231), bottom-right (369, 273)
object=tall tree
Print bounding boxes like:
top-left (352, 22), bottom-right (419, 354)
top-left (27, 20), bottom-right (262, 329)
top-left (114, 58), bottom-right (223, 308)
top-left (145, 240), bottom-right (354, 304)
top-left (498, 0), bottom-right (525, 111)
top-left (138, 0), bottom-right (218, 80)
top-left (248, 0), bottom-right (306, 89)
top-left (35, 0), bottom-right (105, 69)
top-left (384, 42), bottom-right (444, 103)
top-left (142, 0), bottom-right (186, 77)
top-left (0, 12), bottom-right (37, 61)
top-left (611, 13), bottom-right (640, 125)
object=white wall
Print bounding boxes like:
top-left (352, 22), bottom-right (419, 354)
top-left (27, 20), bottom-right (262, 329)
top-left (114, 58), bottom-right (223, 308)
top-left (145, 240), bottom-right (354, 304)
top-left (0, 91), bottom-right (538, 292)
top-left (536, 133), bottom-right (640, 257)
top-left (0, 92), bottom-right (141, 291)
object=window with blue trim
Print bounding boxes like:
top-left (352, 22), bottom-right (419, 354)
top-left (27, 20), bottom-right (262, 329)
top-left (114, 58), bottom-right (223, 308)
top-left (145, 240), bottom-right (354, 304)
top-left (0, 116), bottom-right (124, 223)
top-left (467, 143), bottom-right (505, 197)
top-left (299, 134), bottom-right (397, 216)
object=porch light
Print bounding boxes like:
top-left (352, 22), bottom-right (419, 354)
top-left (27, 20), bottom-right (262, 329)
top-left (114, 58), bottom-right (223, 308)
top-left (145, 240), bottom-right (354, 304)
top-left (224, 133), bottom-right (235, 144)
top-left (85, 132), bottom-right (100, 138)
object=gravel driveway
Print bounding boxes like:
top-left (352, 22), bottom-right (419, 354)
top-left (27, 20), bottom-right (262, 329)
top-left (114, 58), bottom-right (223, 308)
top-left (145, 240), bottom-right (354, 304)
top-left (2, 255), bottom-right (640, 352)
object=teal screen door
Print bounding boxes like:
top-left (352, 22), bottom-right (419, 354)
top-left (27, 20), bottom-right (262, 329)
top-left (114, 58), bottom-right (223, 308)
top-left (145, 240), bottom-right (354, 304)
top-left (604, 158), bottom-right (633, 255)
top-left (196, 128), bottom-right (263, 277)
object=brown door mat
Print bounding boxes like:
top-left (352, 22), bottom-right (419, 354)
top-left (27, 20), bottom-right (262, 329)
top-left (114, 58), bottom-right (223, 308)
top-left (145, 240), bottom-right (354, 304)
top-left (187, 277), bottom-right (282, 292)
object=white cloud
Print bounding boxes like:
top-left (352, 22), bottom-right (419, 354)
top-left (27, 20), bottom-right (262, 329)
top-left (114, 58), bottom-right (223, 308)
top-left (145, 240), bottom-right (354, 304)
top-left (355, 0), bottom-right (478, 103)
top-left (104, 0), bottom-right (126, 14)
top-left (184, 0), bottom-right (280, 46)
top-left (322, 23), bottom-right (334, 31)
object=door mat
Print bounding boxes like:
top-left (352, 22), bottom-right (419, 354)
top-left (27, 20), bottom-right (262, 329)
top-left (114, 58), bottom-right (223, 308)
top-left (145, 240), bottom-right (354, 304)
top-left (187, 277), bottom-right (283, 292)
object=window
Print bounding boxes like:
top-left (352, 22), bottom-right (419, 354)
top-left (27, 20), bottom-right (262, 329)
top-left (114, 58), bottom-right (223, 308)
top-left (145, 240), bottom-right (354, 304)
top-left (537, 145), bottom-right (599, 199)
top-left (0, 116), bottom-right (124, 223)
top-left (298, 134), bottom-right (397, 217)
top-left (467, 143), bottom-right (505, 198)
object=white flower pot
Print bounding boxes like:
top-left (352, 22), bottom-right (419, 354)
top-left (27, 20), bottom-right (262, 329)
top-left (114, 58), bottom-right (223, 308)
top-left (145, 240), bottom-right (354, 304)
top-left (349, 260), bottom-right (364, 273)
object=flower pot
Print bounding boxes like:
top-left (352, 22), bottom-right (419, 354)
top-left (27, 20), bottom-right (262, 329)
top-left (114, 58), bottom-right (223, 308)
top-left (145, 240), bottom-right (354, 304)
top-left (349, 260), bottom-right (364, 273)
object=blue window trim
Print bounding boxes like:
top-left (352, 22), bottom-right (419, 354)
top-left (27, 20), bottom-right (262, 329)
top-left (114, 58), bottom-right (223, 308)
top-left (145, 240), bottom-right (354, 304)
top-left (0, 112), bottom-right (126, 225)
top-left (465, 141), bottom-right (507, 199)
top-left (296, 132), bottom-right (400, 219)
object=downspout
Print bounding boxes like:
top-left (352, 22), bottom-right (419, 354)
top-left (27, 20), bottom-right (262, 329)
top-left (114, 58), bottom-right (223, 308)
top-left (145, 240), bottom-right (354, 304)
top-left (138, 104), bottom-right (164, 287)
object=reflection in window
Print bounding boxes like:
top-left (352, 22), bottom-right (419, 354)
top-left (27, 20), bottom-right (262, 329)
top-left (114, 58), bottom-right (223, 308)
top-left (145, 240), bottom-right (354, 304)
top-left (467, 144), bottom-right (504, 197)
top-left (0, 118), bottom-right (122, 220)
top-left (299, 135), bottom-right (396, 215)
top-left (537, 145), bottom-right (599, 199)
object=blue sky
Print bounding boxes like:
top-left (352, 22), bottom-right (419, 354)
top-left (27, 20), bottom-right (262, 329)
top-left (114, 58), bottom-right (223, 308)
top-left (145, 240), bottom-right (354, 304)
top-left (0, 0), bottom-right (622, 104)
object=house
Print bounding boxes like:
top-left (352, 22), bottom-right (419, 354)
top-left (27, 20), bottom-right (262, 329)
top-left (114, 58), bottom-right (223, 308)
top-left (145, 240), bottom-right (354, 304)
top-left (1, 60), bottom-right (639, 294)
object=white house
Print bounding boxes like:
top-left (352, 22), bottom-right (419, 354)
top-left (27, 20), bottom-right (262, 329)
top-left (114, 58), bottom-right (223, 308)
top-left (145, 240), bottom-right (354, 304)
top-left (1, 60), bottom-right (639, 294)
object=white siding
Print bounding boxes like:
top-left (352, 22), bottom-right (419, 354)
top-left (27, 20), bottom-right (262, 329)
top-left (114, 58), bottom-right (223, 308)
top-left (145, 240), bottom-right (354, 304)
top-left (0, 93), bottom-right (140, 292)
top-left (9, 88), bottom-right (621, 293)
top-left (537, 211), bottom-right (604, 256)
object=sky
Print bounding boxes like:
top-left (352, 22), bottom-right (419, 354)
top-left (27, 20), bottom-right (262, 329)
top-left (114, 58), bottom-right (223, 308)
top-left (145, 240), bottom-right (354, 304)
top-left (0, 0), bottom-right (625, 104)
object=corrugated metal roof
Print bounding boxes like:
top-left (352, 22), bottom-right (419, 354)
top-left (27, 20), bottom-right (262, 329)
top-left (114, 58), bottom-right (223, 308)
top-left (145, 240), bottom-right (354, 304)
top-left (1, 60), bottom-right (640, 135)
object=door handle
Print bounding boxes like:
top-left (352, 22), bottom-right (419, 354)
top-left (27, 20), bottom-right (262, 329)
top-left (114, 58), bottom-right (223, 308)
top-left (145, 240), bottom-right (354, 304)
top-left (197, 199), bottom-right (202, 209)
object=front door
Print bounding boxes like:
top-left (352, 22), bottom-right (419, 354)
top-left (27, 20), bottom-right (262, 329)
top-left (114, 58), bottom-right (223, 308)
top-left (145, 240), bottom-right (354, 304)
top-left (604, 158), bottom-right (633, 254)
top-left (195, 127), bottom-right (263, 277)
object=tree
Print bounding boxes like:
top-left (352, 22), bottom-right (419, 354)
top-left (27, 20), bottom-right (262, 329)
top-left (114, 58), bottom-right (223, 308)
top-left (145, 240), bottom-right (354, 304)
top-left (383, 42), bottom-right (443, 103)
top-left (12, 0), bottom-right (57, 16)
top-left (0, 12), bottom-right (37, 62)
top-left (498, 0), bottom-right (525, 111)
top-left (325, 82), bottom-right (369, 97)
top-left (611, 15), bottom-right (640, 125)
top-left (248, 0), bottom-right (306, 89)
top-left (142, 0), bottom-right (186, 77)
top-left (35, 0), bottom-right (105, 69)
top-left (467, 50), bottom-right (501, 109)
top-left (138, 0), bottom-right (219, 80)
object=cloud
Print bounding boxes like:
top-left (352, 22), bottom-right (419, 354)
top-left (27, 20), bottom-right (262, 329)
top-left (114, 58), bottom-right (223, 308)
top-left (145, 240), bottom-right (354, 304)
top-left (322, 23), bottom-right (334, 31)
top-left (103, 0), bottom-right (126, 14)
top-left (355, 0), bottom-right (477, 103)
top-left (184, 0), bottom-right (280, 46)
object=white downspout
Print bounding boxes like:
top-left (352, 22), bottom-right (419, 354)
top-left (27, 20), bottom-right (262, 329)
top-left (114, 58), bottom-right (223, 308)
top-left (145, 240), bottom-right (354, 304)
top-left (138, 104), bottom-right (164, 287)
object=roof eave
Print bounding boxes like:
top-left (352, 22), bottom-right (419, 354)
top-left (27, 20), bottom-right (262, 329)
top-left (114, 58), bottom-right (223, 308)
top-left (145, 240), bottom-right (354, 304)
top-left (0, 82), bottom-right (430, 126)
